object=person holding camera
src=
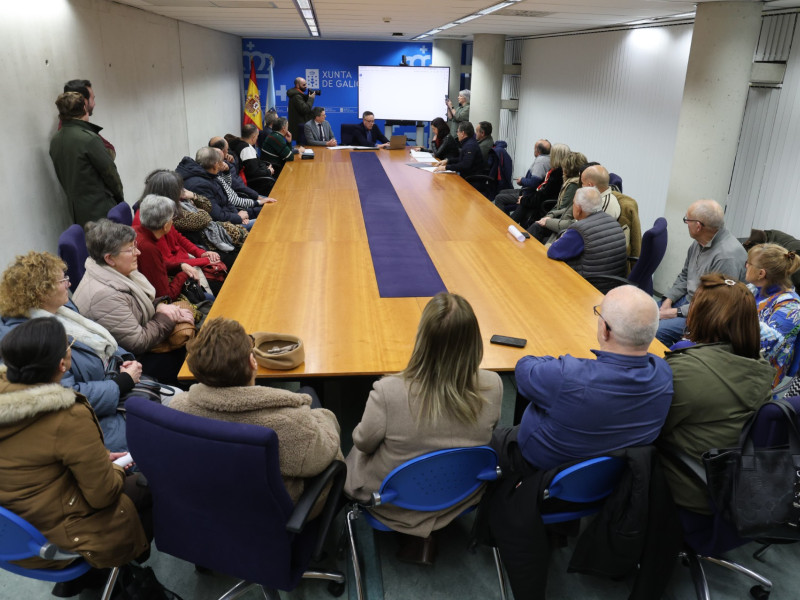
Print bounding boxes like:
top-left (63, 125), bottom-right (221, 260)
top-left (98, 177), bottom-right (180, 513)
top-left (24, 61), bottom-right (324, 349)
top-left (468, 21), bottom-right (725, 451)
top-left (287, 77), bottom-right (317, 143)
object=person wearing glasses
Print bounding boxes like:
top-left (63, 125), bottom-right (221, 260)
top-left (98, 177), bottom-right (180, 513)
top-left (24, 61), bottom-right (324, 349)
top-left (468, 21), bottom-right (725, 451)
top-left (487, 285), bottom-right (672, 599)
top-left (0, 318), bottom-right (150, 592)
top-left (0, 251), bottom-right (142, 451)
top-left (656, 199), bottom-right (747, 346)
top-left (72, 219), bottom-right (194, 385)
top-left (351, 111), bottom-right (390, 148)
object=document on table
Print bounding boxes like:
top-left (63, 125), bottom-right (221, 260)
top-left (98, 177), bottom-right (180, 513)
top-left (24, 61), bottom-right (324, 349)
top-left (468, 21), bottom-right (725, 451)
top-left (418, 166), bottom-right (457, 174)
top-left (410, 150), bottom-right (434, 161)
top-left (329, 145), bottom-right (378, 150)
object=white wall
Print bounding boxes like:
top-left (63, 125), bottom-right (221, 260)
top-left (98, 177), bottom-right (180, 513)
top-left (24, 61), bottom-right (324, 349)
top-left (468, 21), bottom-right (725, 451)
top-left (0, 0), bottom-right (242, 270)
top-left (515, 25), bottom-right (693, 241)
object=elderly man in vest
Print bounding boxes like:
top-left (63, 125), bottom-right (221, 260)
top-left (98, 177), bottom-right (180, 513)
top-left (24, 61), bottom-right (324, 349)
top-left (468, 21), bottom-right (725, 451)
top-left (547, 187), bottom-right (627, 293)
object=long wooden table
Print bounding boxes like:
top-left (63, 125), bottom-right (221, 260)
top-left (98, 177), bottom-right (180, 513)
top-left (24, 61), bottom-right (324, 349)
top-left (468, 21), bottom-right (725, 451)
top-left (179, 148), bottom-right (663, 379)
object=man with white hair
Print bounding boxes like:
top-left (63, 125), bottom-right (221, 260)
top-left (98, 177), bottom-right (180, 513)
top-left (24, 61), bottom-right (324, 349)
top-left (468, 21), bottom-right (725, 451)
top-left (445, 89), bottom-right (470, 137)
top-left (487, 284), bottom-right (673, 599)
top-left (547, 187), bottom-right (627, 293)
top-left (656, 199), bottom-right (747, 345)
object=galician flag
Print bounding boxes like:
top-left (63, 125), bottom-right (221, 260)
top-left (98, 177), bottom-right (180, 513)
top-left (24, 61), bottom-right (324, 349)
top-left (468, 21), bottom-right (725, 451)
top-left (244, 58), bottom-right (263, 129)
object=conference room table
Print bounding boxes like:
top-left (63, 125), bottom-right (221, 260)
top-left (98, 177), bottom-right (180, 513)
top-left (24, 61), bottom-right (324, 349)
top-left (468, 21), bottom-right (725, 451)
top-left (178, 146), bottom-right (664, 381)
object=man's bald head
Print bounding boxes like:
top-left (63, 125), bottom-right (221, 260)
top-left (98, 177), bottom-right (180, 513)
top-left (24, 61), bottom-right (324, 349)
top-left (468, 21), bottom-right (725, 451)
top-left (688, 199), bottom-right (724, 231)
top-left (534, 139), bottom-right (551, 156)
top-left (600, 285), bottom-right (659, 350)
top-left (581, 165), bottom-right (610, 192)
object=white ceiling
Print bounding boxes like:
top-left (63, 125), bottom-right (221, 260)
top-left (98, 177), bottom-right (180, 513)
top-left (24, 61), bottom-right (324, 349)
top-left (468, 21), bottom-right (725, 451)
top-left (113, 0), bottom-right (800, 41)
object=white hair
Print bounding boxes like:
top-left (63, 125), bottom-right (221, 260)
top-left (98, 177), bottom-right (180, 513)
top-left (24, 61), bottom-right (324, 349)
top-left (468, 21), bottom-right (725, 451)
top-left (574, 187), bottom-right (602, 214)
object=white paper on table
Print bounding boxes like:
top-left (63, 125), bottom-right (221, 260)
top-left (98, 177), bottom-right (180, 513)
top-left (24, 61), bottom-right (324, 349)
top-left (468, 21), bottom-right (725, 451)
top-left (410, 150), bottom-right (434, 160)
top-left (418, 166), bottom-right (457, 174)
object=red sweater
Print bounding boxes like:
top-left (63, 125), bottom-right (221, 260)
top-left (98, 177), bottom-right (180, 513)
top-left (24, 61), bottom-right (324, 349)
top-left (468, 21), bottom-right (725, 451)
top-left (133, 211), bottom-right (210, 271)
top-left (133, 223), bottom-right (189, 301)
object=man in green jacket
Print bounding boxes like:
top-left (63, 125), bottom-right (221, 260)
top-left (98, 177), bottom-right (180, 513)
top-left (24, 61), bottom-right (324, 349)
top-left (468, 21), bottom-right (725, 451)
top-left (49, 92), bottom-right (124, 226)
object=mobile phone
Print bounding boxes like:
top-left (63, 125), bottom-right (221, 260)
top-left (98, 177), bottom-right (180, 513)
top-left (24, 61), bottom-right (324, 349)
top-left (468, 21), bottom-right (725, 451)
top-left (521, 230), bottom-right (531, 239)
top-left (445, 95), bottom-right (449, 101)
top-left (490, 335), bottom-right (527, 348)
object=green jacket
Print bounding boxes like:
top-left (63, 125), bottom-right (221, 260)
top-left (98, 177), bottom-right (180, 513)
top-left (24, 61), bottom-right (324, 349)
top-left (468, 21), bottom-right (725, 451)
top-left (49, 119), bottom-right (124, 226)
top-left (660, 343), bottom-right (775, 513)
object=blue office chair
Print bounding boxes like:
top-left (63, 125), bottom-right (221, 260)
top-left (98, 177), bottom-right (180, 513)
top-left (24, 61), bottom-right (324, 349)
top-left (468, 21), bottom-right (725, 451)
top-left (662, 397), bottom-right (800, 600)
top-left (490, 456), bottom-right (626, 598)
top-left (345, 446), bottom-right (502, 600)
top-left (57, 224), bottom-right (88, 292)
top-left (107, 202), bottom-right (133, 226)
top-left (586, 217), bottom-right (668, 295)
top-left (0, 505), bottom-right (119, 598)
top-left (125, 397), bottom-right (346, 600)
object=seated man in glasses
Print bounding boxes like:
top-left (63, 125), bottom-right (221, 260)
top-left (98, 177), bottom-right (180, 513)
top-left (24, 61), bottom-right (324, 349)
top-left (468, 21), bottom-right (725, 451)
top-left (656, 199), bottom-right (747, 346)
top-left (487, 285), bottom-right (674, 599)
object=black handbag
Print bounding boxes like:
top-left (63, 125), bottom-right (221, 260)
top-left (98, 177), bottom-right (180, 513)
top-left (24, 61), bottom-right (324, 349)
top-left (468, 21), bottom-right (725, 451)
top-left (702, 398), bottom-right (800, 540)
top-left (181, 279), bottom-right (206, 304)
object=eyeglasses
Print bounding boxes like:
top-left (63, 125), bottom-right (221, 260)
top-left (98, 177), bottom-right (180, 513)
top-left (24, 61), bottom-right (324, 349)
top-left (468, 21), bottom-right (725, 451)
top-left (364, 119), bottom-right (375, 124)
top-left (249, 334), bottom-right (256, 348)
top-left (593, 304), bottom-right (612, 332)
top-left (682, 216), bottom-right (705, 227)
top-left (66, 336), bottom-right (76, 353)
top-left (117, 241), bottom-right (138, 255)
top-left (57, 274), bottom-right (70, 285)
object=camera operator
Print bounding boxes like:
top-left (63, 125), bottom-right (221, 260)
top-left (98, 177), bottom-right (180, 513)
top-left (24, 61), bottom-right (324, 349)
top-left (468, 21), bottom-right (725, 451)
top-left (287, 77), bottom-right (317, 144)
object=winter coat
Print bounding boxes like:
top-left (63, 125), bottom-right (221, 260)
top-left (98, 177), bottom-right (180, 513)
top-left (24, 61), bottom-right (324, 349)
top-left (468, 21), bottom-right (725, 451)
top-left (0, 366), bottom-right (147, 568)
top-left (72, 259), bottom-right (174, 355)
top-left (49, 119), bottom-right (124, 226)
top-left (170, 383), bottom-right (343, 518)
top-left (344, 371), bottom-right (502, 536)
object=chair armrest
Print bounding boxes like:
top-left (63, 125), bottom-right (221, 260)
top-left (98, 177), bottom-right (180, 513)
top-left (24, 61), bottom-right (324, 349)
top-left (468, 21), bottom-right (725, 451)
top-left (286, 460), bottom-right (346, 538)
top-left (655, 440), bottom-right (707, 486)
top-left (40, 542), bottom-right (82, 561)
top-left (540, 199), bottom-right (556, 214)
top-left (584, 275), bottom-right (630, 293)
top-left (247, 176), bottom-right (276, 186)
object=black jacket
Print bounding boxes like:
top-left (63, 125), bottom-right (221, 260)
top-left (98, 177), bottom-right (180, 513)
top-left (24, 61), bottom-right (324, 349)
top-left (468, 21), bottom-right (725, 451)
top-left (447, 136), bottom-right (484, 178)
top-left (287, 88), bottom-right (315, 142)
top-left (351, 122), bottom-right (388, 147)
top-left (175, 157), bottom-right (258, 224)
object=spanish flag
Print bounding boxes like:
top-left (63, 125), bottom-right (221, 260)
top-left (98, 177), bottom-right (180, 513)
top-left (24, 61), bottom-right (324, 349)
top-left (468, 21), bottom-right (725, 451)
top-left (243, 58), bottom-right (263, 129)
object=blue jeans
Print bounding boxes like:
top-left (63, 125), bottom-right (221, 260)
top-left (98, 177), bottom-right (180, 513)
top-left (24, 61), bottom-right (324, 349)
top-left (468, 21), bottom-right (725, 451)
top-left (242, 219), bottom-right (256, 231)
top-left (656, 296), bottom-right (688, 347)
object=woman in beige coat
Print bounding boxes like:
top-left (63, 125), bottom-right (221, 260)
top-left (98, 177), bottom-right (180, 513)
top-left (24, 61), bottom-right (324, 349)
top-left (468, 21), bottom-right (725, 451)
top-left (0, 318), bottom-right (148, 576)
top-left (170, 317), bottom-right (343, 518)
top-left (344, 293), bottom-right (502, 563)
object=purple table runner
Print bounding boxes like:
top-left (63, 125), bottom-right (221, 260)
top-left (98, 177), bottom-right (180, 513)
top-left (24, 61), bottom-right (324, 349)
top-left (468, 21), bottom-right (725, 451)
top-left (350, 152), bottom-right (447, 298)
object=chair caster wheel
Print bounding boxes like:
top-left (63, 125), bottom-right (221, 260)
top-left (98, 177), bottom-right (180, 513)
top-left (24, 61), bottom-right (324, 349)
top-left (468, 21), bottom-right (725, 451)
top-left (750, 585), bottom-right (770, 599)
top-left (327, 581), bottom-right (346, 597)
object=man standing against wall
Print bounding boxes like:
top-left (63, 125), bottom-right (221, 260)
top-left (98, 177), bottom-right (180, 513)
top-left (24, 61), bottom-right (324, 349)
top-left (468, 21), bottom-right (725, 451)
top-left (287, 77), bottom-right (315, 143)
top-left (63, 79), bottom-right (116, 159)
top-left (49, 92), bottom-right (124, 226)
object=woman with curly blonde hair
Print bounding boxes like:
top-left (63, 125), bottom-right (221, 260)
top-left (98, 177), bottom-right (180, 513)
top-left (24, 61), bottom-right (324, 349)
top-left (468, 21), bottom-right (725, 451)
top-left (0, 251), bottom-right (142, 450)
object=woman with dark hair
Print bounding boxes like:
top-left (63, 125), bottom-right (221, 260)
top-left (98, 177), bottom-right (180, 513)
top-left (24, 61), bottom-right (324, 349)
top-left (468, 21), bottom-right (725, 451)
top-left (344, 293), bottom-right (502, 563)
top-left (0, 318), bottom-right (148, 579)
top-left (745, 243), bottom-right (800, 388)
top-left (416, 117), bottom-right (459, 162)
top-left (659, 273), bottom-right (774, 513)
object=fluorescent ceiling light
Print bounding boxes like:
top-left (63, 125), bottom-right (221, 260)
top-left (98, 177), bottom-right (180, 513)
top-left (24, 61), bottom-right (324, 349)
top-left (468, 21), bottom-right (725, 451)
top-left (425, 28), bottom-right (442, 35)
top-left (439, 23), bottom-right (457, 30)
top-left (296, 0), bottom-right (310, 8)
top-left (292, 0), bottom-right (319, 37)
top-left (454, 14), bottom-right (481, 24)
top-left (478, 2), bottom-right (513, 15)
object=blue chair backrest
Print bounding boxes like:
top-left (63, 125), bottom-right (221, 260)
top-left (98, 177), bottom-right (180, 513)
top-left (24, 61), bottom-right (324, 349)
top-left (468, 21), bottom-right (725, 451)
top-left (125, 397), bottom-right (315, 592)
top-left (107, 202), bottom-right (133, 226)
top-left (57, 224), bottom-right (88, 292)
top-left (544, 456), bottom-right (627, 503)
top-left (628, 217), bottom-right (668, 295)
top-left (376, 446), bottom-right (499, 511)
top-left (750, 396), bottom-right (800, 447)
top-left (0, 505), bottom-right (89, 582)
top-left (609, 172), bottom-right (623, 193)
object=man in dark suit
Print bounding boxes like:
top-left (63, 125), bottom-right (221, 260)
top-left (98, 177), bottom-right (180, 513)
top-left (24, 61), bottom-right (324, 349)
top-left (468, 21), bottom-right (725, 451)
top-left (303, 107), bottom-right (337, 147)
top-left (434, 121), bottom-right (484, 179)
top-left (351, 111), bottom-right (390, 148)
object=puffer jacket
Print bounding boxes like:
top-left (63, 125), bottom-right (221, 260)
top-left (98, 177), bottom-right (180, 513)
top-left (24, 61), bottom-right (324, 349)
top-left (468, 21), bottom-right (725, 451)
top-left (72, 259), bottom-right (174, 355)
top-left (0, 366), bottom-right (147, 568)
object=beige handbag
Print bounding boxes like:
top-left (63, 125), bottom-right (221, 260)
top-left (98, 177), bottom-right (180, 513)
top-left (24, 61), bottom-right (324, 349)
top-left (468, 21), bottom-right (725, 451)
top-left (251, 332), bottom-right (305, 370)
